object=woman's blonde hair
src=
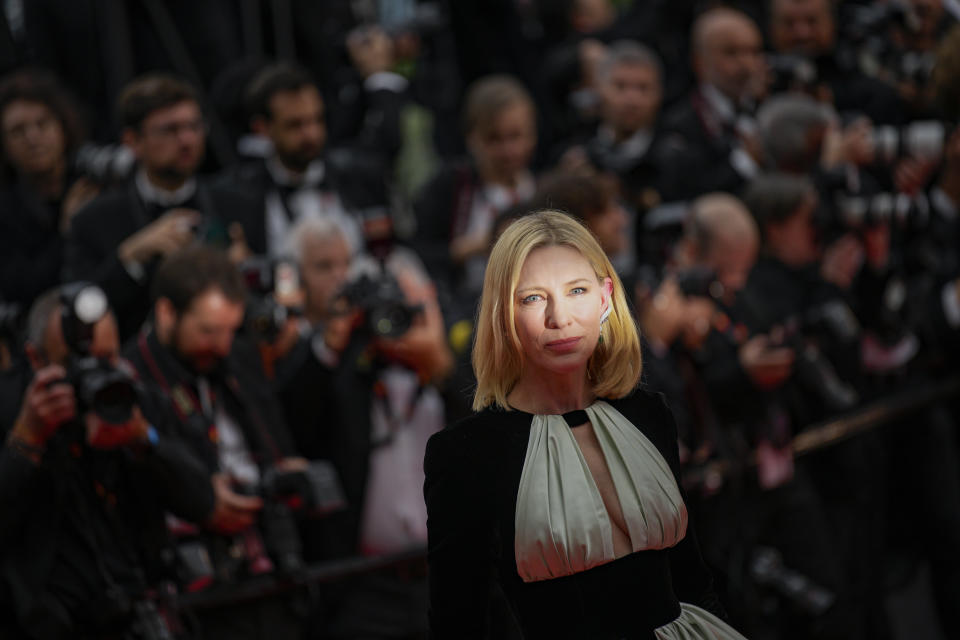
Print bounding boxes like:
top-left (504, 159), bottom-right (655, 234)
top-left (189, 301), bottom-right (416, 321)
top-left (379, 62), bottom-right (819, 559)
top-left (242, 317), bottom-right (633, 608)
top-left (472, 210), bottom-right (642, 410)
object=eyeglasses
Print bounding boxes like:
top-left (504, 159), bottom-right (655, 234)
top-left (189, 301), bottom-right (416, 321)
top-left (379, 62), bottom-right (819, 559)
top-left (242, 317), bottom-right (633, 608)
top-left (143, 119), bottom-right (208, 140)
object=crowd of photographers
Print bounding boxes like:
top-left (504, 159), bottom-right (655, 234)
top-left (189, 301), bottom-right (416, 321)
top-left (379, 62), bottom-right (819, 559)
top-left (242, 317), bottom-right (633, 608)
top-left (1, 0), bottom-right (960, 639)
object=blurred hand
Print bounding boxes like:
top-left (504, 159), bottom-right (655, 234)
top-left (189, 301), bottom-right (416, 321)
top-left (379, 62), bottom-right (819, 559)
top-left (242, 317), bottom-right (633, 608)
top-left (60, 178), bottom-right (101, 232)
top-left (840, 117), bottom-right (875, 166)
top-left (207, 472), bottom-right (263, 535)
top-left (821, 234), bottom-right (864, 290)
top-left (739, 334), bottom-right (795, 390)
top-left (862, 223), bottom-right (891, 271)
top-left (118, 208), bottom-right (200, 264)
top-left (227, 223), bottom-right (252, 265)
top-left (894, 155), bottom-right (938, 196)
top-left (85, 404), bottom-right (149, 450)
top-left (10, 365), bottom-right (75, 450)
top-left (347, 26), bottom-right (395, 78)
top-left (639, 278), bottom-right (687, 348)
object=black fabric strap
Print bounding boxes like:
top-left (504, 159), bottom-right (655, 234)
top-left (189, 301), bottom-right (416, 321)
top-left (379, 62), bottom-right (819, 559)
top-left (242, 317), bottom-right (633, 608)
top-left (562, 410), bottom-right (589, 428)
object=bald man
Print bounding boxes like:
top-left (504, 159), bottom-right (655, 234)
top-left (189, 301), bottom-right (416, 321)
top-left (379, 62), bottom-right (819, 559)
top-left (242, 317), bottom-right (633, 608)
top-left (659, 8), bottom-right (766, 199)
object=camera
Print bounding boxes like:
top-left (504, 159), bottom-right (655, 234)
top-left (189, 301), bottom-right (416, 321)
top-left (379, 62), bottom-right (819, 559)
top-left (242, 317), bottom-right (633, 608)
top-left (872, 120), bottom-right (950, 163)
top-left (59, 282), bottom-right (142, 424)
top-left (766, 54), bottom-right (819, 96)
top-left (73, 142), bottom-right (136, 185)
top-left (239, 256), bottom-right (303, 342)
top-left (234, 461), bottom-right (346, 574)
top-left (778, 302), bottom-right (861, 413)
top-left (750, 546), bottom-right (836, 617)
top-left (334, 270), bottom-right (423, 339)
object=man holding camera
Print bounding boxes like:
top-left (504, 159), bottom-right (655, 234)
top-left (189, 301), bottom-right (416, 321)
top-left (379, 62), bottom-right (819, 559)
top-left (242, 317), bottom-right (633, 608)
top-left (64, 73), bottom-right (256, 341)
top-left (0, 284), bottom-right (214, 638)
top-left (123, 246), bottom-right (309, 637)
top-left (276, 216), bottom-right (452, 638)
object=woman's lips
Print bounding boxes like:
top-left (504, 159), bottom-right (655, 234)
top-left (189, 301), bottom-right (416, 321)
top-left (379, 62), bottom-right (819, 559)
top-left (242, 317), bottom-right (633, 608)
top-left (545, 337), bottom-right (582, 352)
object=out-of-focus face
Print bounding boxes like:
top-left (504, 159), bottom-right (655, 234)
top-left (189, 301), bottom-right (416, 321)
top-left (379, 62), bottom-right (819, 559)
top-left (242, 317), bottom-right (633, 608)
top-left (300, 231), bottom-right (352, 320)
top-left (469, 102), bottom-right (536, 184)
top-left (513, 244), bottom-right (611, 378)
top-left (159, 288), bottom-right (245, 374)
top-left (265, 86), bottom-right (326, 173)
top-left (129, 100), bottom-right (205, 183)
top-left (770, 0), bottom-right (835, 57)
top-left (765, 193), bottom-right (820, 267)
top-left (695, 14), bottom-right (764, 101)
top-left (571, 0), bottom-right (616, 33)
top-left (587, 200), bottom-right (630, 257)
top-left (599, 62), bottom-right (661, 136)
top-left (2, 100), bottom-right (66, 177)
top-left (705, 229), bottom-right (759, 303)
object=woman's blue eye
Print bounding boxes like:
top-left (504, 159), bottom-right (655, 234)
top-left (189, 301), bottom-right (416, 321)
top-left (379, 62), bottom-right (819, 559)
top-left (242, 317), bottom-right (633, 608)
top-left (571, 287), bottom-right (587, 295)
top-left (522, 294), bottom-right (542, 304)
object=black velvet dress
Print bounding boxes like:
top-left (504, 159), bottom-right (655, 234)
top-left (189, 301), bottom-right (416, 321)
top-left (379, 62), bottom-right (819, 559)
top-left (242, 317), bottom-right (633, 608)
top-left (423, 390), bottom-right (734, 640)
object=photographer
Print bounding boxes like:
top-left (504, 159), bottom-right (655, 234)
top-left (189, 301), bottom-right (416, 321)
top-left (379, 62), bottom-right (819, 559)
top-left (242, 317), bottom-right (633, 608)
top-left (0, 69), bottom-right (99, 309)
top-left (638, 193), bottom-right (853, 639)
top-left (123, 247), bottom-right (306, 638)
top-left (277, 216), bottom-right (452, 638)
top-left (767, 0), bottom-right (905, 125)
top-left (0, 285), bottom-right (214, 639)
top-left (64, 73), bottom-right (257, 341)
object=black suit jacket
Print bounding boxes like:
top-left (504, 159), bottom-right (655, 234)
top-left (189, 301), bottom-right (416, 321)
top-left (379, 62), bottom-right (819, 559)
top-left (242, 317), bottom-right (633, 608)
top-left (214, 157), bottom-right (390, 257)
top-left (63, 180), bottom-right (259, 341)
top-left (423, 390), bottom-right (722, 640)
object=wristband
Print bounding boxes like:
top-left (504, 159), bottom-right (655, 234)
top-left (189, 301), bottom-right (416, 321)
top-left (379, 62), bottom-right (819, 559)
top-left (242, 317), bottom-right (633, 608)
top-left (5, 433), bottom-right (45, 465)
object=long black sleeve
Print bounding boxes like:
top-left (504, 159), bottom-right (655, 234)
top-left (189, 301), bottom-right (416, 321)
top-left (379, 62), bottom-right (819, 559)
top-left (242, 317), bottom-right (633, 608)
top-left (423, 425), bottom-right (497, 640)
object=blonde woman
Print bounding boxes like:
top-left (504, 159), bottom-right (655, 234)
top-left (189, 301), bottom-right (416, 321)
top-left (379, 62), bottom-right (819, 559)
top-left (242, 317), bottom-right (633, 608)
top-left (423, 211), bottom-right (747, 639)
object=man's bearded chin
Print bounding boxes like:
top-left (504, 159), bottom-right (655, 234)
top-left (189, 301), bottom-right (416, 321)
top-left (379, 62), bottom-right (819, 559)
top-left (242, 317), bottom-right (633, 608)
top-left (278, 145), bottom-right (320, 174)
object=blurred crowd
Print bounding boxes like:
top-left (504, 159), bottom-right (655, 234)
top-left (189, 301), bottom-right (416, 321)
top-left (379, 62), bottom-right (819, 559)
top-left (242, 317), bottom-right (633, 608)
top-left (1, 0), bottom-right (960, 639)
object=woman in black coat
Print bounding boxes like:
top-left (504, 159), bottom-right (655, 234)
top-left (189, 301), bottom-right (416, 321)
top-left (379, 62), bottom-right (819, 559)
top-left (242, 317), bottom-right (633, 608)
top-left (423, 210), bottom-right (747, 639)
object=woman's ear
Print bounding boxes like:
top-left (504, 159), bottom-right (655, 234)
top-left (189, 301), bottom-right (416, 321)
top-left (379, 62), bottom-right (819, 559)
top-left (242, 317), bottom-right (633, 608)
top-left (600, 277), bottom-right (614, 321)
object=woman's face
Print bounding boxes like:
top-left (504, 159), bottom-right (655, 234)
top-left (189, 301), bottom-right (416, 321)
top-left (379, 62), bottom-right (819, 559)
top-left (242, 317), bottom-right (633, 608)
top-left (513, 245), bottom-right (612, 377)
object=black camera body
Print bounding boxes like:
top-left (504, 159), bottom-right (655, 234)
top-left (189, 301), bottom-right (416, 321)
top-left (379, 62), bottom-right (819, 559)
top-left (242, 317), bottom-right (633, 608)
top-left (336, 271), bottom-right (423, 339)
top-left (233, 461), bottom-right (346, 575)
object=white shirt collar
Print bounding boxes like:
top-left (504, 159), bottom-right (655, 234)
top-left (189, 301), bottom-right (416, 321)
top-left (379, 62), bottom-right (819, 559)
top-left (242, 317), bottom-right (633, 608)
top-left (266, 154), bottom-right (325, 189)
top-left (135, 169), bottom-right (197, 207)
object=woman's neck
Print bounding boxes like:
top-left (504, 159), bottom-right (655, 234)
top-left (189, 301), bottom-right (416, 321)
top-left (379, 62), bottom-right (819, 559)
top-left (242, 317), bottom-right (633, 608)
top-left (507, 366), bottom-right (593, 415)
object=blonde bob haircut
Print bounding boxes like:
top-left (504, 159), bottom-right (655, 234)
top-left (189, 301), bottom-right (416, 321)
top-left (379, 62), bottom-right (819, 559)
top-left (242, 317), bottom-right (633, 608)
top-left (472, 210), bottom-right (642, 411)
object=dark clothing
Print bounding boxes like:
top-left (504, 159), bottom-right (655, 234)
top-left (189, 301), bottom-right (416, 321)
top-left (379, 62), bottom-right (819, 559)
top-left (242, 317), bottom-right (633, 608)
top-left (63, 179), bottom-right (256, 341)
top-left (659, 89), bottom-right (753, 200)
top-left (214, 156), bottom-right (389, 255)
top-left (423, 390), bottom-right (722, 640)
top-left (0, 388), bottom-right (214, 639)
top-left (0, 182), bottom-right (69, 307)
top-left (813, 54), bottom-right (905, 126)
top-left (124, 329), bottom-right (296, 475)
top-left (275, 331), bottom-right (375, 562)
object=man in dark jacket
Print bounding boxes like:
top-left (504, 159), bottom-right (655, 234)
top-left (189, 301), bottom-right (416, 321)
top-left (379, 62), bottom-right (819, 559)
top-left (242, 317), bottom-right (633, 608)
top-left (0, 285), bottom-right (214, 639)
top-left (64, 73), bottom-right (257, 341)
top-left (216, 63), bottom-right (389, 259)
top-left (659, 7), bottom-right (767, 199)
top-left (123, 246), bottom-right (306, 638)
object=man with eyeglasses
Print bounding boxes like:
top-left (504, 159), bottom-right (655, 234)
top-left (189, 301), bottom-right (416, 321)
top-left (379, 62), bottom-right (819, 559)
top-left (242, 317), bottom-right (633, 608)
top-left (64, 73), bottom-right (256, 341)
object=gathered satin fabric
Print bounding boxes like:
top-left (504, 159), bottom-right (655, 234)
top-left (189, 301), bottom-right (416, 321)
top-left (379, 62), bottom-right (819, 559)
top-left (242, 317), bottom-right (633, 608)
top-left (514, 401), bottom-right (688, 583)
top-left (654, 604), bottom-right (748, 640)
